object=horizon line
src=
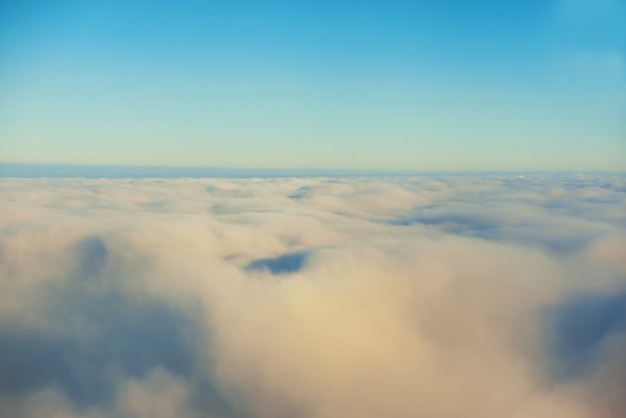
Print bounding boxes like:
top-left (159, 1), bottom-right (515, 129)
top-left (1, 162), bottom-right (624, 179)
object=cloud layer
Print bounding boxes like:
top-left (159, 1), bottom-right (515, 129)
top-left (1, 174), bottom-right (625, 418)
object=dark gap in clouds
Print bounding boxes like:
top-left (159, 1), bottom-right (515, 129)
top-left (288, 186), bottom-right (314, 200)
top-left (392, 213), bottom-right (503, 231)
top-left (246, 251), bottom-right (310, 275)
top-left (550, 291), bottom-right (626, 379)
top-left (472, 226), bottom-right (596, 254)
top-left (584, 195), bottom-right (626, 205)
top-left (391, 209), bottom-right (598, 254)
top-left (390, 204), bottom-right (508, 233)
top-left (599, 183), bottom-right (626, 193)
top-left (508, 234), bottom-right (594, 254)
top-left (541, 199), bottom-right (592, 215)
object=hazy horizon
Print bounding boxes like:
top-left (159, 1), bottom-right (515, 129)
top-left (1, 162), bottom-right (625, 179)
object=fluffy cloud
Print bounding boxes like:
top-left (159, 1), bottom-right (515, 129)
top-left (0, 174), bottom-right (624, 417)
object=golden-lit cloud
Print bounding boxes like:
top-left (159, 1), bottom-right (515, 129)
top-left (0, 175), bottom-right (624, 417)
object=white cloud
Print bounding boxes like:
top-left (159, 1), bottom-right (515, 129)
top-left (0, 174), bottom-right (624, 417)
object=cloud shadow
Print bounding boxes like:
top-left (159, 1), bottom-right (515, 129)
top-left (549, 290), bottom-right (626, 379)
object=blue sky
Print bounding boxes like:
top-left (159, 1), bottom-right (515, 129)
top-left (1, 0), bottom-right (624, 170)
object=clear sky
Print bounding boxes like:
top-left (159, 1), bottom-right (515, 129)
top-left (1, 0), bottom-right (624, 170)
